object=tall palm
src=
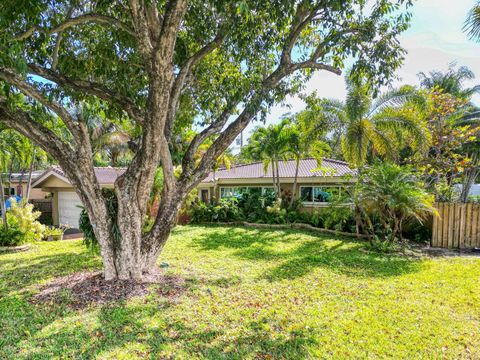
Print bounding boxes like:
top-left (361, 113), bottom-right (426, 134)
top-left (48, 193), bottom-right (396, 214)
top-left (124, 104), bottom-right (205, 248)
top-left (241, 120), bottom-right (290, 196)
top-left (319, 81), bottom-right (428, 168)
top-left (418, 64), bottom-right (480, 101)
top-left (0, 129), bottom-right (29, 230)
top-left (464, 1), bottom-right (480, 41)
top-left (212, 150), bottom-right (235, 202)
top-left (284, 117), bottom-right (330, 207)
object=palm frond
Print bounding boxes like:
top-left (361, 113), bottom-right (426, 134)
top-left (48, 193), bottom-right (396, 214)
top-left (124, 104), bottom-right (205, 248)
top-left (369, 86), bottom-right (425, 116)
top-left (464, 2), bottom-right (480, 41)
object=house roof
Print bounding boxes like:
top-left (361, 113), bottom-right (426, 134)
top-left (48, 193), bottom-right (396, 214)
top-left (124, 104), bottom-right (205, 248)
top-left (4, 170), bottom-right (45, 182)
top-left (201, 158), bottom-right (356, 183)
top-left (32, 166), bottom-right (126, 188)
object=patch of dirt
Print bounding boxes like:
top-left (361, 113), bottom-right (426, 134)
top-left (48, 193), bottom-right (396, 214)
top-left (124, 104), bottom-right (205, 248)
top-left (31, 270), bottom-right (187, 309)
top-left (420, 247), bottom-right (480, 258)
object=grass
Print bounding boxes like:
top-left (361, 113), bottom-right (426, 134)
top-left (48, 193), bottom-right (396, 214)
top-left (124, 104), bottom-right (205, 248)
top-left (1, 225), bottom-right (479, 359)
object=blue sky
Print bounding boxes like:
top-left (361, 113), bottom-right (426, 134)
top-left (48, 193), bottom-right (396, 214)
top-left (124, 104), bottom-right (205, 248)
top-left (233, 0), bottom-right (480, 148)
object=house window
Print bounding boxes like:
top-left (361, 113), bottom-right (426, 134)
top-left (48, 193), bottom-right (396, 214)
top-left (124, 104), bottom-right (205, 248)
top-left (220, 187), bottom-right (238, 199)
top-left (3, 187), bottom-right (15, 196)
top-left (300, 186), bottom-right (344, 204)
top-left (261, 187), bottom-right (275, 195)
top-left (219, 186), bottom-right (276, 199)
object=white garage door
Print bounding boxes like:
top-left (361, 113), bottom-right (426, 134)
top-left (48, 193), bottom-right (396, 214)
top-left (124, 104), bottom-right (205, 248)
top-left (58, 191), bottom-right (83, 228)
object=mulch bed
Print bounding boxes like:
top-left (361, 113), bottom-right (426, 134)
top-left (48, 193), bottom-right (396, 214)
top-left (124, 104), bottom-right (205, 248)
top-left (31, 270), bottom-right (187, 309)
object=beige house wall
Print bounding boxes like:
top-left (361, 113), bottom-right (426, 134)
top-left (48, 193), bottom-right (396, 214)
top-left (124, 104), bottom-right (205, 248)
top-left (4, 181), bottom-right (49, 200)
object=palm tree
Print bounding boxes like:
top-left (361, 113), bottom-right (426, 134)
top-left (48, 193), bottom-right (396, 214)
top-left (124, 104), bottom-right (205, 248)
top-left (211, 150), bottom-right (235, 202)
top-left (355, 162), bottom-right (437, 243)
top-left (418, 64), bottom-right (480, 101)
top-left (318, 80), bottom-right (429, 168)
top-left (79, 106), bottom-right (133, 167)
top-left (464, 1), bottom-right (480, 41)
top-left (241, 120), bottom-right (290, 196)
top-left (284, 117), bottom-right (330, 207)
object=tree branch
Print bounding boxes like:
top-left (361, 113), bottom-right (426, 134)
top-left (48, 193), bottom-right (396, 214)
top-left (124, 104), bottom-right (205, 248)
top-left (28, 64), bottom-right (144, 124)
top-left (51, 5), bottom-right (75, 71)
top-left (154, 0), bottom-right (188, 60)
top-left (128, 0), bottom-right (154, 56)
top-left (15, 13), bottom-right (135, 41)
top-left (165, 29), bottom-right (227, 141)
top-left (0, 98), bottom-right (74, 163)
top-left (180, 2), bottom-right (341, 184)
top-left (0, 67), bottom-right (81, 139)
top-left (281, 5), bottom-right (321, 66)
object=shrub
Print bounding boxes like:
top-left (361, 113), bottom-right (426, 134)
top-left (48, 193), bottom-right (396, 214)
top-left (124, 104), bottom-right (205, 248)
top-left (0, 199), bottom-right (46, 246)
top-left (237, 189), bottom-right (276, 222)
top-left (319, 206), bottom-right (356, 232)
top-left (265, 199), bottom-right (287, 224)
top-left (191, 198), bottom-right (243, 223)
top-left (354, 163), bottom-right (437, 244)
top-left (0, 225), bottom-right (24, 246)
top-left (79, 188), bottom-right (120, 252)
top-left (469, 195), bottom-right (480, 204)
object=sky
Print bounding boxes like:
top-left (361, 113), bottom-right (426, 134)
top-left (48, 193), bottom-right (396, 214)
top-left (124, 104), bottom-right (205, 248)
top-left (233, 0), bottom-right (480, 149)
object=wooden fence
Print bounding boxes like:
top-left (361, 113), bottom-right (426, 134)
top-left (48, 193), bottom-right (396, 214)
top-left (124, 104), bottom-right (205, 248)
top-left (431, 202), bottom-right (480, 249)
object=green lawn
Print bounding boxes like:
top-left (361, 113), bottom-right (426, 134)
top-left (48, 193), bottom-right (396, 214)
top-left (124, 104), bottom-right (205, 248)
top-left (1, 225), bottom-right (479, 359)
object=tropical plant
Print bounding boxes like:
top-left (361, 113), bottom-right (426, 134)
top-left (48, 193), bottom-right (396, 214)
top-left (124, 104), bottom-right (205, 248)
top-left (418, 64), bottom-right (480, 101)
top-left (317, 80), bottom-right (429, 168)
top-left (0, 198), bottom-right (46, 245)
top-left (284, 112), bottom-right (331, 207)
top-left (408, 91), bottom-right (480, 201)
top-left (240, 119), bottom-right (291, 196)
top-left (354, 163), bottom-right (437, 244)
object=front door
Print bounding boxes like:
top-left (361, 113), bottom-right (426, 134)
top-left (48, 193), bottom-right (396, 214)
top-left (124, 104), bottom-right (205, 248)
top-left (201, 189), bottom-right (209, 203)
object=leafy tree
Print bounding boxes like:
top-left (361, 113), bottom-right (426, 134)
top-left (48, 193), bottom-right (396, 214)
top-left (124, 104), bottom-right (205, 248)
top-left (409, 91), bottom-right (480, 201)
top-left (0, 0), bottom-right (412, 280)
top-left (317, 80), bottom-right (428, 168)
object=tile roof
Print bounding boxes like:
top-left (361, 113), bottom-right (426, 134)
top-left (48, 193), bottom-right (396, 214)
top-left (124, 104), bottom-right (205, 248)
top-left (6, 170), bottom-right (45, 182)
top-left (40, 166), bottom-right (126, 185)
top-left (202, 158), bottom-right (356, 183)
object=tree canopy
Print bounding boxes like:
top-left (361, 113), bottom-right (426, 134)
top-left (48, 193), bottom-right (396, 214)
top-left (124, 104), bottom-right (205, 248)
top-left (0, 0), bottom-right (413, 280)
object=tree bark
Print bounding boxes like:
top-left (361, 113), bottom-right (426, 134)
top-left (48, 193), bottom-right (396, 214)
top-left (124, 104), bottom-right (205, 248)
top-left (289, 157), bottom-right (300, 208)
top-left (275, 158), bottom-right (281, 198)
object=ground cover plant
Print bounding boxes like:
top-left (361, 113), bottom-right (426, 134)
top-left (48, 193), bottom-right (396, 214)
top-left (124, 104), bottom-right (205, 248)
top-left (1, 225), bottom-right (479, 359)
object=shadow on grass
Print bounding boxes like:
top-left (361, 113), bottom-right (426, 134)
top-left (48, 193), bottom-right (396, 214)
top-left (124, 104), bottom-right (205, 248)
top-left (16, 301), bottom-right (316, 359)
top-left (0, 251), bottom-right (101, 296)
top-left (190, 225), bottom-right (423, 280)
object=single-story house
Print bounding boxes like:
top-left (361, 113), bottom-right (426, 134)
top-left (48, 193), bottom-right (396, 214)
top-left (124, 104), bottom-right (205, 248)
top-left (31, 158), bottom-right (356, 228)
top-left (32, 166), bottom-right (125, 228)
top-left (198, 158), bottom-right (357, 208)
top-left (2, 171), bottom-right (48, 200)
